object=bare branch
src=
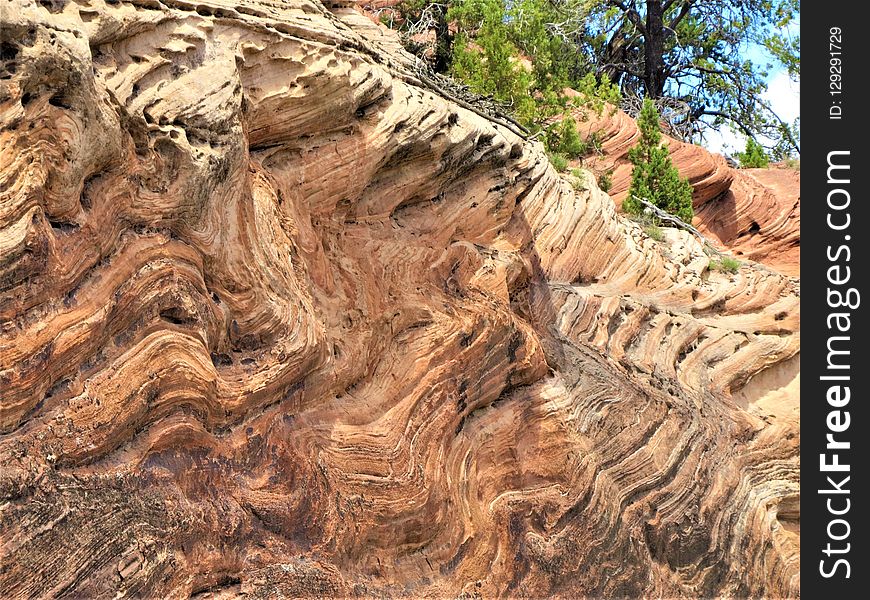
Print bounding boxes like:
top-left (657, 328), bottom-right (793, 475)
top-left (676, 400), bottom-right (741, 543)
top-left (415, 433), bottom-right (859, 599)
top-left (668, 0), bottom-right (695, 30)
top-left (607, 0), bottom-right (647, 35)
top-left (631, 195), bottom-right (727, 257)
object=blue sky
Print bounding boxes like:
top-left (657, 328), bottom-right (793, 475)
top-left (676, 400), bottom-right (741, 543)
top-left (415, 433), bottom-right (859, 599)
top-left (703, 70), bottom-right (800, 156)
top-left (702, 22), bottom-right (800, 157)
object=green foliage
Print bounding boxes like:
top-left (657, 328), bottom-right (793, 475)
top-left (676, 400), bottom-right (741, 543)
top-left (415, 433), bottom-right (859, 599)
top-left (644, 223), bottom-right (665, 242)
top-left (763, 0), bottom-right (800, 78)
top-left (722, 257), bottom-right (741, 272)
top-left (546, 117), bottom-right (586, 158)
top-left (389, 0), bottom-right (621, 155)
top-left (384, 0), bottom-right (799, 157)
top-left (447, 0), bottom-right (625, 163)
top-left (708, 256), bottom-right (741, 274)
top-left (597, 170), bottom-right (613, 192)
top-left (623, 99), bottom-right (694, 223)
top-left (544, 116), bottom-right (607, 162)
top-left (564, 0), bottom-right (800, 155)
top-left (785, 157), bottom-right (800, 171)
top-left (629, 211), bottom-right (664, 241)
top-left (573, 73), bottom-right (621, 116)
top-left (547, 152), bottom-right (569, 172)
top-left (736, 138), bottom-right (770, 168)
top-left (569, 168), bottom-right (588, 190)
top-left (449, 0), bottom-right (537, 119)
top-left (585, 131), bottom-right (604, 156)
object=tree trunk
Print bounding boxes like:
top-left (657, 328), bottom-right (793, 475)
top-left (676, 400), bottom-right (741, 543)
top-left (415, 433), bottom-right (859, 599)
top-left (598, 32), bottom-right (631, 86)
top-left (433, 6), bottom-right (452, 74)
top-left (644, 0), bottom-right (666, 97)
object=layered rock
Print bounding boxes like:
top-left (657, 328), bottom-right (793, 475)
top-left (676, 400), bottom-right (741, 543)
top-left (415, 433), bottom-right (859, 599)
top-left (0, 1), bottom-right (798, 598)
top-left (578, 106), bottom-right (800, 276)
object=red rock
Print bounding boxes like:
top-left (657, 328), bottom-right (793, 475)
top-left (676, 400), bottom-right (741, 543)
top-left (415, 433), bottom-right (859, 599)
top-left (0, 2), bottom-right (798, 598)
top-left (578, 105), bottom-right (799, 276)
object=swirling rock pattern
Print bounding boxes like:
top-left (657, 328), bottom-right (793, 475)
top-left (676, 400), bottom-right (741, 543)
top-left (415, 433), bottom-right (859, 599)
top-left (1, 2), bottom-right (798, 598)
top-left (578, 105), bottom-right (800, 277)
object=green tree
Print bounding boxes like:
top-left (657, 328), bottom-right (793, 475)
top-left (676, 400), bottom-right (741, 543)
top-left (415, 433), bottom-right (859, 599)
top-left (448, 0), bottom-right (537, 121)
top-left (445, 0), bottom-right (621, 166)
top-left (385, 0), bottom-right (620, 147)
top-left (389, 1), bottom-right (455, 73)
top-left (549, 117), bottom-right (585, 158)
top-left (623, 99), bottom-right (693, 222)
top-left (578, 0), bottom-right (800, 157)
top-left (385, 0), bottom-right (799, 158)
top-left (735, 137), bottom-right (770, 168)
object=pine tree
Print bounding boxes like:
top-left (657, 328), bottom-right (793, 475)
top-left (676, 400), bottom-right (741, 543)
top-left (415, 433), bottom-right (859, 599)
top-left (622, 99), bottom-right (694, 223)
top-left (735, 137), bottom-right (770, 168)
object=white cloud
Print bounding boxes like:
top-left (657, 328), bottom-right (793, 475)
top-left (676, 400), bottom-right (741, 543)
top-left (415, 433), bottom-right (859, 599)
top-left (699, 69), bottom-right (800, 158)
top-left (763, 71), bottom-right (800, 123)
top-left (702, 124), bottom-right (744, 158)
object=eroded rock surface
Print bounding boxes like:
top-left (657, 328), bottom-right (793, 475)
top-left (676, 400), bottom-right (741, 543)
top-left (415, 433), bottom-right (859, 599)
top-left (1, 1), bottom-right (798, 598)
top-left (579, 106), bottom-right (800, 276)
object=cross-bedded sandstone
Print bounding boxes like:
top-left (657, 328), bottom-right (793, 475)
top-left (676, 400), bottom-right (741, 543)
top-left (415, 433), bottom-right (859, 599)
top-left (0, 2), bottom-right (798, 597)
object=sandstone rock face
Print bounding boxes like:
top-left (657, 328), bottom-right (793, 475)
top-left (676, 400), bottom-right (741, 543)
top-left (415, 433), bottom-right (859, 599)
top-left (1, 2), bottom-right (798, 598)
top-left (579, 107), bottom-right (800, 276)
